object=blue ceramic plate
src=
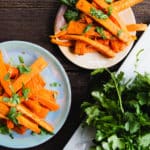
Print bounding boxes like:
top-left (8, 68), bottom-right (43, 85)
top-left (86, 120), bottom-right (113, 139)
top-left (0, 41), bottom-right (71, 149)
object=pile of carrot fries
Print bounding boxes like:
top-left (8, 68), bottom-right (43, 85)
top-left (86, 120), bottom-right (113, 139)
top-left (0, 51), bottom-right (59, 136)
top-left (51, 0), bottom-right (147, 58)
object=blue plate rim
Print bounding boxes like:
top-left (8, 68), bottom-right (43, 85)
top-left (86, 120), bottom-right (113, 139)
top-left (0, 40), bottom-right (72, 149)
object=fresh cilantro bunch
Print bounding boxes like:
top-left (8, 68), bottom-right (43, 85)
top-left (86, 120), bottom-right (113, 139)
top-left (59, 0), bottom-right (80, 23)
top-left (81, 69), bottom-right (150, 150)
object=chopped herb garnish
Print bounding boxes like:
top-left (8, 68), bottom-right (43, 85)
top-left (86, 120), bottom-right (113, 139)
top-left (7, 107), bottom-right (21, 125)
top-left (64, 9), bottom-right (80, 22)
top-left (3, 93), bottom-right (20, 104)
top-left (49, 82), bottom-right (61, 87)
top-left (17, 65), bottom-right (31, 74)
top-left (90, 7), bottom-right (108, 20)
top-left (39, 127), bottom-right (54, 135)
top-left (22, 84), bottom-right (30, 100)
top-left (4, 73), bottom-right (10, 81)
top-left (117, 29), bottom-right (123, 37)
top-left (107, 6), bottom-right (113, 16)
top-left (17, 56), bottom-right (31, 74)
top-left (60, 24), bottom-right (68, 31)
top-left (0, 124), bottom-right (13, 139)
top-left (105, 0), bottom-right (113, 4)
top-left (18, 56), bottom-right (24, 63)
top-left (95, 26), bottom-right (107, 39)
top-left (83, 23), bottom-right (92, 33)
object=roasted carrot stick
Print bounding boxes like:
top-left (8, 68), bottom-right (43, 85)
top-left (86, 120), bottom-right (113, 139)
top-left (16, 104), bottom-right (54, 133)
top-left (76, 0), bottom-right (132, 43)
top-left (17, 115), bottom-right (41, 134)
top-left (60, 34), bottom-right (115, 57)
top-left (0, 51), bottom-right (12, 96)
top-left (112, 0), bottom-right (143, 12)
top-left (13, 57), bottom-right (48, 93)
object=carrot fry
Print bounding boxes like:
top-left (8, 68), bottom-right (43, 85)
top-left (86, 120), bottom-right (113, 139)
top-left (0, 113), bottom-right (8, 120)
top-left (13, 57), bottom-right (48, 93)
top-left (0, 51), bottom-right (12, 96)
top-left (17, 115), bottom-right (40, 134)
top-left (51, 38), bottom-right (73, 47)
top-left (13, 125), bottom-right (27, 134)
top-left (5, 64), bottom-right (19, 79)
top-left (76, 0), bottom-right (132, 43)
top-left (93, 0), bottom-right (129, 33)
top-left (112, 0), bottom-right (144, 12)
top-left (37, 106), bottom-right (49, 119)
top-left (74, 41), bottom-right (87, 55)
top-left (61, 34), bottom-right (115, 58)
top-left (6, 120), bottom-right (14, 129)
top-left (23, 99), bottom-right (42, 114)
top-left (0, 102), bottom-right (9, 115)
top-left (16, 104), bottom-right (54, 133)
top-left (110, 39), bottom-right (127, 52)
top-left (127, 24), bottom-right (148, 32)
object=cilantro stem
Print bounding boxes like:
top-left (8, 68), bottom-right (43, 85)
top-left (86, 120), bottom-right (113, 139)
top-left (106, 69), bottom-right (124, 113)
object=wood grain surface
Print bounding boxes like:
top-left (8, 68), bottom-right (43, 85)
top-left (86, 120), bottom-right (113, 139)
top-left (0, 0), bottom-right (149, 150)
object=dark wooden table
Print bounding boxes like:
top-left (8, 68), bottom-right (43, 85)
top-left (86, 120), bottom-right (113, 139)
top-left (0, 0), bottom-right (149, 150)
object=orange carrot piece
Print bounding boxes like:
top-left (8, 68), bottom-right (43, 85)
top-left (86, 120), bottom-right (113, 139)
top-left (0, 84), bottom-right (4, 96)
top-left (30, 89), bottom-right (57, 102)
top-left (0, 102), bottom-right (9, 115)
top-left (13, 125), bottom-right (27, 134)
top-left (51, 38), bottom-right (73, 47)
top-left (0, 113), bottom-right (8, 120)
top-left (13, 57), bottom-right (48, 93)
top-left (112, 0), bottom-right (143, 12)
top-left (84, 15), bottom-right (93, 24)
top-left (74, 41), bottom-right (87, 55)
top-left (127, 24), bottom-right (148, 32)
top-left (37, 106), bottom-right (49, 119)
top-left (24, 74), bottom-right (45, 97)
top-left (61, 34), bottom-right (115, 58)
top-left (6, 120), bottom-right (14, 129)
top-left (16, 104), bottom-right (54, 133)
top-left (0, 51), bottom-right (12, 96)
top-left (93, 0), bottom-right (131, 37)
top-left (110, 39), bottom-right (126, 52)
top-left (17, 115), bottom-right (41, 134)
top-left (76, 0), bottom-right (132, 43)
top-left (67, 20), bottom-right (86, 34)
top-left (23, 99), bottom-right (42, 114)
top-left (5, 64), bottom-right (19, 79)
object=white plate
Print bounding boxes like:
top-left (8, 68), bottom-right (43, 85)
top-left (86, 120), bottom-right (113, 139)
top-left (63, 25), bottom-right (150, 150)
top-left (54, 5), bottom-right (136, 69)
top-left (0, 41), bottom-right (71, 149)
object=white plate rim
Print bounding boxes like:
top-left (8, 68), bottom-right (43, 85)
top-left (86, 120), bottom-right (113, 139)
top-left (54, 5), bottom-right (136, 70)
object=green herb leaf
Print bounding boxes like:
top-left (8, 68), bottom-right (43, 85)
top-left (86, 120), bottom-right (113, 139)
top-left (7, 107), bottom-right (21, 125)
top-left (18, 56), bottom-right (24, 63)
top-left (60, 0), bottom-right (77, 7)
top-left (64, 9), bottom-right (79, 22)
top-left (49, 82), bottom-right (61, 87)
top-left (83, 23), bottom-right (92, 33)
top-left (95, 27), bottom-right (107, 39)
top-left (90, 8), bottom-right (108, 20)
top-left (17, 65), bottom-right (31, 74)
top-left (117, 29), bottom-right (123, 37)
top-left (4, 73), bottom-right (10, 81)
top-left (0, 124), bottom-right (13, 139)
top-left (107, 6), bottom-right (113, 16)
top-left (105, 0), bottom-right (112, 4)
top-left (22, 84), bottom-right (30, 100)
top-left (81, 68), bottom-right (150, 149)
